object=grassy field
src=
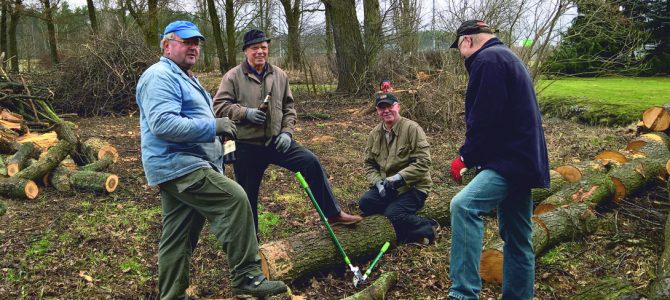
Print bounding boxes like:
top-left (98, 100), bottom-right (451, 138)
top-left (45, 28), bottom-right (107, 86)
top-left (537, 77), bottom-right (670, 126)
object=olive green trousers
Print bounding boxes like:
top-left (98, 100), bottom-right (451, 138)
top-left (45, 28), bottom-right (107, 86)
top-left (158, 168), bottom-right (262, 300)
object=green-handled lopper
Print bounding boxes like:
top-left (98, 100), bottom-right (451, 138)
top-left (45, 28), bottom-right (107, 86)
top-left (295, 172), bottom-right (364, 286)
top-left (358, 241), bottom-right (391, 286)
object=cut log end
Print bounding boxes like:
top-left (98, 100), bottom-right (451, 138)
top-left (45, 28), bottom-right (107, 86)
top-left (554, 165), bottom-right (582, 182)
top-left (625, 140), bottom-right (647, 151)
top-left (595, 150), bottom-right (628, 165)
top-left (7, 163), bottom-right (18, 177)
top-left (25, 180), bottom-right (38, 200)
top-left (610, 176), bottom-right (626, 202)
top-left (480, 249), bottom-right (503, 283)
top-left (98, 146), bottom-right (119, 163)
top-left (106, 175), bottom-right (119, 192)
top-left (534, 203), bottom-right (556, 215)
top-left (642, 106), bottom-right (670, 131)
top-left (259, 240), bottom-right (294, 280)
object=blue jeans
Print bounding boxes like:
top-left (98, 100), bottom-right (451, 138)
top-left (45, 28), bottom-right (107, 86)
top-left (448, 169), bottom-right (534, 300)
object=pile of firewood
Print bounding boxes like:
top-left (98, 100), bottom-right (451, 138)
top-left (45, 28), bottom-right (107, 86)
top-left (0, 120), bottom-right (119, 201)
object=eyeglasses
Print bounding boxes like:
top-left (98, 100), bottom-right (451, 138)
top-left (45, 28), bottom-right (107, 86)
top-left (457, 36), bottom-right (469, 49)
top-left (167, 38), bottom-right (202, 48)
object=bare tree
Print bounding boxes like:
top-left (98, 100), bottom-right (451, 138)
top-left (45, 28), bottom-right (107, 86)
top-left (390, 0), bottom-right (420, 58)
top-left (207, 0), bottom-right (228, 74)
top-left (322, 0), bottom-right (367, 93)
top-left (1, 0), bottom-right (8, 66)
top-left (363, 0), bottom-right (382, 78)
top-left (86, 0), bottom-right (99, 34)
top-left (8, 0), bottom-right (21, 73)
top-left (41, 0), bottom-right (59, 65)
top-left (125, 0), bottom-right (159, 46)
top-left (224, 0), bottom-right (236, 66)
top-left (279, 0), bottom-right (301, 68)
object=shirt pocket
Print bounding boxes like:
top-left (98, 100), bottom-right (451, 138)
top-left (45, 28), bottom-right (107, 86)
top-left (397, 144), bottom-right (411, 158)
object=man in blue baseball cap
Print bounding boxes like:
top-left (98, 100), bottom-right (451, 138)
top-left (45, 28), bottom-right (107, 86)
top-left (136, 20), bottom-right (288, 299)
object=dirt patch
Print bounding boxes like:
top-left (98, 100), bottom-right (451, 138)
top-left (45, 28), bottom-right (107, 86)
top-left (0, 96), bottom-right (665, 299)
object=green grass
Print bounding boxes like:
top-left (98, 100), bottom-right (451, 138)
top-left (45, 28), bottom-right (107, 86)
top-left (537, 77), bottom-right (670, 126)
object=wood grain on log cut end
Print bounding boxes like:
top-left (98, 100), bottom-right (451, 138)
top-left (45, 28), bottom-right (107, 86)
top-left (625, 140), bottom-right (647, 151)
top-left (554, 165), bottom-right (581, 182)
top-left (534, 203), bottom-right (556, 215)
top-left (106, 175), bottom-right (119, 192)
top-left (595, 150), bottom-right (628, 165)
top-left (610, 176), bottom-right (626, 202)
top-left (98, 146), bottom-right (119, 163)
top-left (480, 249), bottom-right (503, 283)
top-left (25, 180), bottom-right (38, 200)
top-left (259, 240), bottom-right (294, 280)
top-left (7, 163), bottom-right (18, 177)
top-left (643, 106), bottom-right (670, 131)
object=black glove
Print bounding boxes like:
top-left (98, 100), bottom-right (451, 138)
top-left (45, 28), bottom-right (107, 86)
top-left (245, 108), bottom-right (266, 125)
top-left (274, 132), bottom-right (292, 153)
top-left (374, 179), bottom-right (386, 198)
top-left (383, 174), bottom-right (405, 192)
top-left (215, 117), bottom-right (237, 140)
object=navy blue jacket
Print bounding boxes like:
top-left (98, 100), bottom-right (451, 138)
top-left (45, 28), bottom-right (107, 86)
top-left (459, 38), bottom-right (550, 189)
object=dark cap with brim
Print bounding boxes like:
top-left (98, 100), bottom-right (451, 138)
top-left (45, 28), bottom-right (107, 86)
top-left (162, 21), bottom-right (205, 40)
top-left (243, 29), bottom-right (272, 50)
top-left (449, 20), bottom-right (495, 48)
top-left (375, 92), bottom-right (399, 107)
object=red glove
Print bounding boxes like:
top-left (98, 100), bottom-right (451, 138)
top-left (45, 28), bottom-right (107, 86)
top-left (450, 156), bottom-right (467, 183)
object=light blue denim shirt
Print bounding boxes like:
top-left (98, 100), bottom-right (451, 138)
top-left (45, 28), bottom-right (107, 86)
top-left (136, 56), bottom-right (222, 186)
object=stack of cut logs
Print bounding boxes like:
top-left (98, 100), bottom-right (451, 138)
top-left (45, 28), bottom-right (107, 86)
top-left (256, 106), bottom-right (670, 298)
top-left (0, 114), bottom-right (119, 200)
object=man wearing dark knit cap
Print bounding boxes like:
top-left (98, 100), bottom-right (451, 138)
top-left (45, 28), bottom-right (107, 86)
top-left (213, 29), bottom-right (362, 241)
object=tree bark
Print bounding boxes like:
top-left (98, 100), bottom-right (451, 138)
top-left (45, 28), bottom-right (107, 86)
top-left (224, 0), bottom-right (235, 69)
top-left (481, 203), bottom-right (599, 283)
top-left (6, 142), bottom-right (38, 176)
top-left (0, 0), bottom-right (7, 66)
top-left (363, 0), bottom-right (381, 76)
top-left (79, 156), bottom-right (114, 172)
top-left (0, 176), bottom-right (37, 199)
top-left (41, 0), bottom-right (58, 65)
top-left (280, 0), bottom-right (302, 69)
top-left (7, 0), bottom-right (21, 73)
top-left (14, 138), bottom-right (75, 181)
top-left (534, 172), bottom-right (615, 215)
top-left (569, 277), bottom-right (640, 300)
top-left (73, 137), bottom-right (118, 165)
top-left (260, 186), bottom-right (459, 282)
top-left (342, 271), bottom-right (398, 300)
top-left (70, 170), bottom-right (118, 193)
top-left (322, 0), bottom-right (367, 93)
top-left (206, 0), bottom-right (228, 75)
top-left (86, 0), bottom-right (98, 35)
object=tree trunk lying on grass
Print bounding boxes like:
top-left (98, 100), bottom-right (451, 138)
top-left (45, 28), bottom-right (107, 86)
top-left (569, 277), bottom-right (641, 300)
top-left (72, 137), bottom-right (119, 165)
top-left (645, 202), bottom-right (670, 299)
top-left (535, 133), bottom-right (670, 215)
top-left (342, 272), bottom-right (398, 300)
top-left (6, 142), bottom-right (39, 176)
top-left (260, 187), bottom-right (460, 283)
top-left (480, 203), bottom-right (599, 283)
top-left (0, 177), bottom-right (38, 199)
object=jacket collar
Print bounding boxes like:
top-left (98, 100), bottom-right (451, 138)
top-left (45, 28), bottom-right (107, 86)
top-left (464, 37), bottom-right (503, 72)
top-left (242, 60), bottom-right (274, 82)
top-left (160, 56), bottom-right (211, 105)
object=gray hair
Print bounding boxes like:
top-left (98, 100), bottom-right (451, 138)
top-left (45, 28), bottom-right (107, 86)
top-left (160, 32), bottom-right (176, 51)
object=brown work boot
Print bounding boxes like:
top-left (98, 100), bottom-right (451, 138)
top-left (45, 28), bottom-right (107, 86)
top-left (327, 211), bottom-right (363, 226)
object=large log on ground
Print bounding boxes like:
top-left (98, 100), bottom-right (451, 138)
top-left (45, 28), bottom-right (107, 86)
top-left (531, 170), bottom-right (569, 205)
top-left (645, 203), bottom-right (670, 299)
top-left (480, 203), bottom-right (598, 283)
top-left (73, 137), bottom-right (118, 165)
top-left (70, 170), bottom-right (119, 193)
top-left (0, 177), bottom-right (38, 199)
top-left (14, 138), bottom-right (75, 181)
top-left (79, 156), bottom-right (114, 172)
top-left (534, 173), bottom-right (615, 215)
top-left (6, 142), bottom-right (39, 176)
top-left (609, 158), bottom-right (667, 202)
top-left (569, 277), bottom-right (640, 300)
top-left (0, 155), bottom-right (6, 176)
top-left (342, 272), bottom-right (398, 300)
top-left (260, 186), bottom-right (460, 283)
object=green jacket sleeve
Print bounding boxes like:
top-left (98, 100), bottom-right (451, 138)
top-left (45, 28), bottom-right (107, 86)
top-left (364, 131), bottom-right (383, 186)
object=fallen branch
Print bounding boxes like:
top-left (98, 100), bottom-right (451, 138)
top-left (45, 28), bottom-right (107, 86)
top-left (342, 272), bottom-right (398, 300)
